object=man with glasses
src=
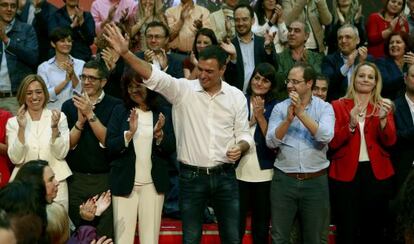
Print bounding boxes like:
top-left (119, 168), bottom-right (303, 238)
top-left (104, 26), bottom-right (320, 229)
top-left (61, 60), bottom-right (121, 238)
top-left (266, 62), bottom-right (334, 244)
top-left (137, 21), bottom-right (184, 79)
top-left (0, 0), bottom-right (38, 114)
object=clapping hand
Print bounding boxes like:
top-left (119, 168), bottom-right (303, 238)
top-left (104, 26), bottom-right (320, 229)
top-left (252, 96), bottom-right (265, 119)
top-left (289, 91), bottom-right (304, 117)
top-left (153, 113), bottom-right (165, 141)
top-left (79, 197), bottom-right (97, 221)
top-left (95, 190), bottom-right (111, 216)
top-left (17, 105), bottom-right (27, 128)
top-left (193, 14), bottom-right (203, 31)
top-left (378, 98), bottom-right (393, 120)
top-left (101, 47), bottom-right (120, 71)
top-left (51, 110), bottom-right (61, 128)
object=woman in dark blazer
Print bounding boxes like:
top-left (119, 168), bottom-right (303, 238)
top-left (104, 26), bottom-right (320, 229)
top-left (106, 66), bottom-right (175, 244)
top-left (329, 62), bottom-right (397, 244)
top-left (236, 63), bottom-right (279, 243)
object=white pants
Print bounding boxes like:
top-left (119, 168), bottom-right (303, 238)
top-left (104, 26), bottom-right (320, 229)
top-left (113, 184), bottom-right (164, 244)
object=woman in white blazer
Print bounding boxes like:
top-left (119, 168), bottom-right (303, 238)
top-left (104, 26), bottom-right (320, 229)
top-left (6, 75), bottom-right (72, 211)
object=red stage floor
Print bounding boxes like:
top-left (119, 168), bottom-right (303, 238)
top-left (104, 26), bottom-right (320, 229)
top-left (134, 217), bottom-right (336, 244)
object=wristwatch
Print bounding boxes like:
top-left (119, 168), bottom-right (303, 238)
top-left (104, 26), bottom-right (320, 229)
top-left (88, 113), bottom-right (97, 123)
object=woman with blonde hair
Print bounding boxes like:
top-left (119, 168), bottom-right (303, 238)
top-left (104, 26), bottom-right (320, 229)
top-left (6, 75), bottom-right (72, 211)
top-left (130, 0), bottom-right (167, 51)
top-left (329, 62), bottom-right (397, 244)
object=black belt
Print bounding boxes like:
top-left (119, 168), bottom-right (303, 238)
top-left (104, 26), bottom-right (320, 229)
top-left (0, 91), bottom-right (17, 98)
top-left (180, 162), bottom-right (234, 175)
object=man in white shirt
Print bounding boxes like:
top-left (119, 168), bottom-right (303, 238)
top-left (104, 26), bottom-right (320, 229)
top-left (104, 23), bottom-right (252, 243)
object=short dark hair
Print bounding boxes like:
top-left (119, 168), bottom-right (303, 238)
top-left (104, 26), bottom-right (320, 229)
top-left (49, 27), bottom-right (73, 43)
top-left (198, 45), bottom-right (228, 68)
top-left (193, 28), bottom-right (218, 59)
top-left (291, 62), bottom-right (317, 88)
top-left (83, 59), bottom-right (110, 79)
top-left (234, 3), bottom-right (254, 18)
top-left (145, 21), bottom-right (170, 38)
top-left (121, 65), bottom-right (159, 110)
top-left (316, 74), bottom-right (330, 86)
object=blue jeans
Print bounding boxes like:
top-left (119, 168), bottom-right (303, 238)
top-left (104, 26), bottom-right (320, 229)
top-left (270, 169), bottom-right (329, 244)
top-left (179, 164), bottom-right (240, 244)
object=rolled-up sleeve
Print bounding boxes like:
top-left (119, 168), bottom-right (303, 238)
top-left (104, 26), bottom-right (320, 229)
top-left (313, 102), bottom-right (335, 144)
top-left (234, 94), bottom-right (254, 149)
top-left (266, 102), bottom-right (285, 149)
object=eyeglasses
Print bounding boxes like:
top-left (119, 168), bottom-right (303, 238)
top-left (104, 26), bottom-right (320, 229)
top-left (80, 74), bottom-right (102, 83)
top-left (145, 34), bottom-right (166, 40)
top-left (284, 79), bottom-right (305, 85)
top-left (0, 2), bottom-right (17, 9)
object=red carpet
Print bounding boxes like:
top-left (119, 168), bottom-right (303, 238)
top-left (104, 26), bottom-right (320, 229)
top-left (135, 217), bottom-right (336, 244)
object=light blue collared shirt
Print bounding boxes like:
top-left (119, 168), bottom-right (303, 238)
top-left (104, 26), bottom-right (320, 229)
top-left (37, 56), bottom-right (85, 110)
top-left (237, 33), bottom-right (255, 93)
top-left (266, 96), bottom-right (335, 173)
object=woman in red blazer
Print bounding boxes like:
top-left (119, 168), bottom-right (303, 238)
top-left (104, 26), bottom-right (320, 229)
top-left (329, 62), bottom-right (397, 244)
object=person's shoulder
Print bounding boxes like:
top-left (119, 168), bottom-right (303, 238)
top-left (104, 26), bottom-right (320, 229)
top-left (367, 12), bottom-right (382, 20)
top-left (194, 4), bottom-right (210, 12)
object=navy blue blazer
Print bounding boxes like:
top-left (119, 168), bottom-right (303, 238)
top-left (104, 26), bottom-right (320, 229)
top-left (392, 95), bottom-right (414, 190)
top-left (322, 51), bottom-right (374, 102)
top-left (246, 96), bottom-right (278, 169)
top-left (106, 104), bottom-right (176, 196)
top-left (225, 35), bottom-right (278, 91)
top-left (48, 7), bottom-right (95, 61)
top-left (0, 19), bottom-right (38, 92)
top-left (375, 57), bottom-right (406, 100)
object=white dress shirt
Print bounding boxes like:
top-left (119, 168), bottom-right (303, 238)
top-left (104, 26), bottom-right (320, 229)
top-left (144, 66), bottom-right (253, 167)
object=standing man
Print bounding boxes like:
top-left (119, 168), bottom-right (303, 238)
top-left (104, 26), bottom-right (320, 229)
top-left (0, 0), bottom-right (38, 114)
top-left (61, 60), bottom-right (121, 237)
top-left (49, 0), bottom-right (95, 61)
top-left (104, 23), bottom-right (253, 244)
top-left (137, 21), bottom-right (184, 79)
top-left (282, 0), bottom-right (332, 53)
top-left (17, 0), bottom-right (56, 64)
top-left (165, 0), bottom-right (211, 54)
top-left (266, 62), bottom-right (334, 244)
top-left (322, 24), bottom-right (369, 102)
top-left (210, 0), bottom-right (239, 42)
top-left (229, 3), bottom-right (277, 93)
top-left (276, 20), bottom-right (322, 97)
top-left (393, 64), bottom-right (414, 193)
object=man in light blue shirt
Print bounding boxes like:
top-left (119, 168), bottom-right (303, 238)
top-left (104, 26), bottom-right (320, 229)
top-left (266, 62), bottom-right (335, 244)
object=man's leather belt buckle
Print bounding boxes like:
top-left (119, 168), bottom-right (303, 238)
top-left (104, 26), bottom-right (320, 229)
top-left (286, 169), bottom-right (327, 180)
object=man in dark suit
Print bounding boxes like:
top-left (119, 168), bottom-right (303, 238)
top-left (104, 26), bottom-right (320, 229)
top-left (17, 0), bottom-right (56, 64)
top-left (393, 64), bottom-right (414, 192)
top-left (136, 21), bottom-right (184, 79)
top-left (322, 24), bottom-right (370, 102)
top-left (226, 3), bottom-right (277, 93)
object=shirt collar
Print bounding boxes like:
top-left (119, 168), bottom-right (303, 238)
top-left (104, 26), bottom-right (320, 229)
top-left (237, 33), bottom-right (254, 44)
top-left (49, 55), bottom-right (75, 65)
top-left (405, 93), bottom-right (414, 111)
top-left (94, 91), bottom-right (105, 105)
top-left (5, 19), bottom-right (15, 34)
top-left (195, 79), bottom-right (228, 95)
